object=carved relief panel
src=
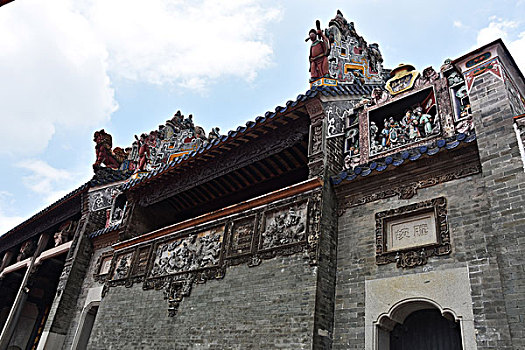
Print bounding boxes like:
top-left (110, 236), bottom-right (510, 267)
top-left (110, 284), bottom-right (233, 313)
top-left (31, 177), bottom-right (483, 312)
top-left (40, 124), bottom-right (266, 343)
top-left (150, 226), bottom-right (224, 277)
top-left (94, 251), bottom-right (113, 283)
top-left (259, 200), bottom-right (308, 251)
top-left (104, 188), bottom-right (322, 316)
top-left (308, 121), bottom-right (324, 157)
top-left (111, 251), bottom-right (134, 280)
top-left (89, 184), bottom-right (121, 212)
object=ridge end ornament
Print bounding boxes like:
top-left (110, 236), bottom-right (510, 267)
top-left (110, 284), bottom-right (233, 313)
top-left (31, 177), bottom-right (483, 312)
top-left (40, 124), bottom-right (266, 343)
top-left (385, 63), bottom-right (420, 96)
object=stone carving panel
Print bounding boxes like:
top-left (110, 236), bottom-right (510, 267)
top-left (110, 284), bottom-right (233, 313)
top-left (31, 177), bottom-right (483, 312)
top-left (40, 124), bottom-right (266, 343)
top-left (89, 185), bottom-right (121, 212)
top-left (150, 226), bottom-right (223, 277)
top-left (260, 201), bottom-right (308, 250)
top-left (309, 121), bottom-right (324, 156)
top-left (323, 100), bottom-right (354, 138)
top-left (94, 251), bottom-right (113, 283)
top-left (111, 251), bottom-right (134, 280)
top-left (375, 197), bottom-right (450, 268)
top-left (104, 189), bottom-right (322, 316)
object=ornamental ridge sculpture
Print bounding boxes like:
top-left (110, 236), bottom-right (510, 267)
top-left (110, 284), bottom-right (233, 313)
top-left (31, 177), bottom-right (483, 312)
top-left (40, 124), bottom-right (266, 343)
top-left (307, 20), bottom-right (330, 82)
top-left (307, 10), bottom-right (385, 87)
top-left (92, 129), bottom-right (126, 170)
top-left (92, 111), bottom-right (221, 175)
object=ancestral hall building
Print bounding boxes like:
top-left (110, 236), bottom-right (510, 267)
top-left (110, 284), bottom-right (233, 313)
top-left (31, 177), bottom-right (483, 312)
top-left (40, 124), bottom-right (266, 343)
top-left (1, 11), bottom-right (525, 350)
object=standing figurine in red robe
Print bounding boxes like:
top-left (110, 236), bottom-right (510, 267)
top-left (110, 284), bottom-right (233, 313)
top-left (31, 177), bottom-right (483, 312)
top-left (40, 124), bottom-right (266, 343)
top-left (308, 20), bottom-right (330, 82)
top-left (136, 133), bottom-right (150, 172)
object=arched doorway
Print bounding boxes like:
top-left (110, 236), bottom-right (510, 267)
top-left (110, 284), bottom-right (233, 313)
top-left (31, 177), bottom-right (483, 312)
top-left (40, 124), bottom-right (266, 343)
top-left (390, 309), bottom-right (462, 350)
top-left (375, 299), bottom-right (463, 350)
top-left (72, 302), bottom-right (99, 350)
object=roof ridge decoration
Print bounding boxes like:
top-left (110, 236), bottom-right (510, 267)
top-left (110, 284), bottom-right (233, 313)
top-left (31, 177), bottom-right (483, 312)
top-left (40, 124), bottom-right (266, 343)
top-left (92, 111), bottom-right (221, 179)
top-left (307, 10), bottom-right (386, 88)
top-left (121, 84), bottom-right (387, 192)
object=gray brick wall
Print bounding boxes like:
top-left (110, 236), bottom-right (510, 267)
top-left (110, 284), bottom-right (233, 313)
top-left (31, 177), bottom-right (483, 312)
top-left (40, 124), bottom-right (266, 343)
top-left (333, 174), bottom-right (515, 349)
top-left (61, 246), bottom-right (111, 349)
top-left (470, 72), bottom-right (525, 349)
top-left (332, 71), bottom-right (525, 350)
top-left (87, 255), bottom-right (317, 350)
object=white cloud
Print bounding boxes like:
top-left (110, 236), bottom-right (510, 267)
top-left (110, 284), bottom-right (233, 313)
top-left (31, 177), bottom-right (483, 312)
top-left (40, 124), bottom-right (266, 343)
top-left (16, 159), bottom-right (77, 204)
top-left (85, 0), bottom-right (282, 90)
top-left (453, 21), bottom-right (463, 28)
top-left (476, 18), bottom-right (525, 74)
top-left (0, 192), bottom-right (26, 235)
top-left (0, 0), bottom-right (281, 155)
top-left (0, 0), bottom-right (117, 156)
top-left (476, 18), bottom-right (518, 45)
top-left (508, 31), bottom-right (525, 74)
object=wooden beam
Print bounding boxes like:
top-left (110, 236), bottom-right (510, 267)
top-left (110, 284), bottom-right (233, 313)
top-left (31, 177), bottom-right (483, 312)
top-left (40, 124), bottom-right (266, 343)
top-left (113, 178), bottom-right (322, 250)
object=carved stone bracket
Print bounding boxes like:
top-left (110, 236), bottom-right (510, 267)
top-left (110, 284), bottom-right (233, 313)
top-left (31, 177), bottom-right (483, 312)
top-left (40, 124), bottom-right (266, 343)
top-left (375, 197), bottom-right (450, 268)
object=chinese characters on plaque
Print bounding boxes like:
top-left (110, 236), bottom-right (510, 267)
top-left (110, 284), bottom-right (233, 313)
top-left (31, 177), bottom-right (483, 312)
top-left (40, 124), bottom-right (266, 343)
top-left (387, 212), bottom-right (437, 251)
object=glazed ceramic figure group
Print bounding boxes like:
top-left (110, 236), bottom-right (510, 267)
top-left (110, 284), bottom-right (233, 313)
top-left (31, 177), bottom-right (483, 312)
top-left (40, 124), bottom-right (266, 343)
top-left (370, 107), bottom-right (439, 154)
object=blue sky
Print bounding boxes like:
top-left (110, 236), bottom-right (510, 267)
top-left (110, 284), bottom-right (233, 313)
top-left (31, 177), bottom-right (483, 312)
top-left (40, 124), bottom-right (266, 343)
top-left (1, 0), bottom-right (524, 233)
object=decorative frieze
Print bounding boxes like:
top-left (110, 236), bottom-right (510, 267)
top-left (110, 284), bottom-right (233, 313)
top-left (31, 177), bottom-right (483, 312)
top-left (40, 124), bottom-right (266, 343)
top-left (337, 162), bottom-right (481, 216)
top-left (103, 189), bottom-right (322, 316)
top-left (375, 197), bottom-right (450, 268)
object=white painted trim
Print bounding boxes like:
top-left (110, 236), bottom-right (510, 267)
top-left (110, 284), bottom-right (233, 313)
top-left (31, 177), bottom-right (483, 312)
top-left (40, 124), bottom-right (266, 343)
top-left (34, 241), bottom-right (72, 266)
top-left (513, 123), bottom-right (525, 172)
top-left (70, 287), bottom-right (102, 350)
top-left (0, 258), bottom-right (30, 277)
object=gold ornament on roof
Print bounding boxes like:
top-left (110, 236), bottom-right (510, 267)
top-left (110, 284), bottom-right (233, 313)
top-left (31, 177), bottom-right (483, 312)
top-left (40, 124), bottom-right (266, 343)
top-left (385, 63), bottom-right (420, 96)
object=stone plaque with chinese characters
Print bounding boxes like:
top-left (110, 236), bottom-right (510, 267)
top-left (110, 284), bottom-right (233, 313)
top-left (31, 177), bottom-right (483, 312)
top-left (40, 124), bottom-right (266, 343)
top-left (386, 212), bottom-right (437, 251)
top-left (228, 218), bottom-right (255, 256)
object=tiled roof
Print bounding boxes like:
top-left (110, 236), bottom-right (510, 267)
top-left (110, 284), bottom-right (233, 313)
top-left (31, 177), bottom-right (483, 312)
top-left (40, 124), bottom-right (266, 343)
top-left (3, 82), bottom-right (381, 240)
top-left (331, 132), bottom-right (477, 185)
top-left (90, 168), bottom-right (133, 187)
top-left (122, 83), bottom-right (383, 192)
top-left (1, 183), bottom-right (89, 238)
top-left (89, 223), bottom-right (121, 239)
top-left (2, 169), bottom-right (132, 238)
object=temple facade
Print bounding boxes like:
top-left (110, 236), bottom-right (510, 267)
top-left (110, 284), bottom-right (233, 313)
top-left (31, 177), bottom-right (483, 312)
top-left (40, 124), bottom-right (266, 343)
top-left (1, 11), bottom-right (525, 350)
